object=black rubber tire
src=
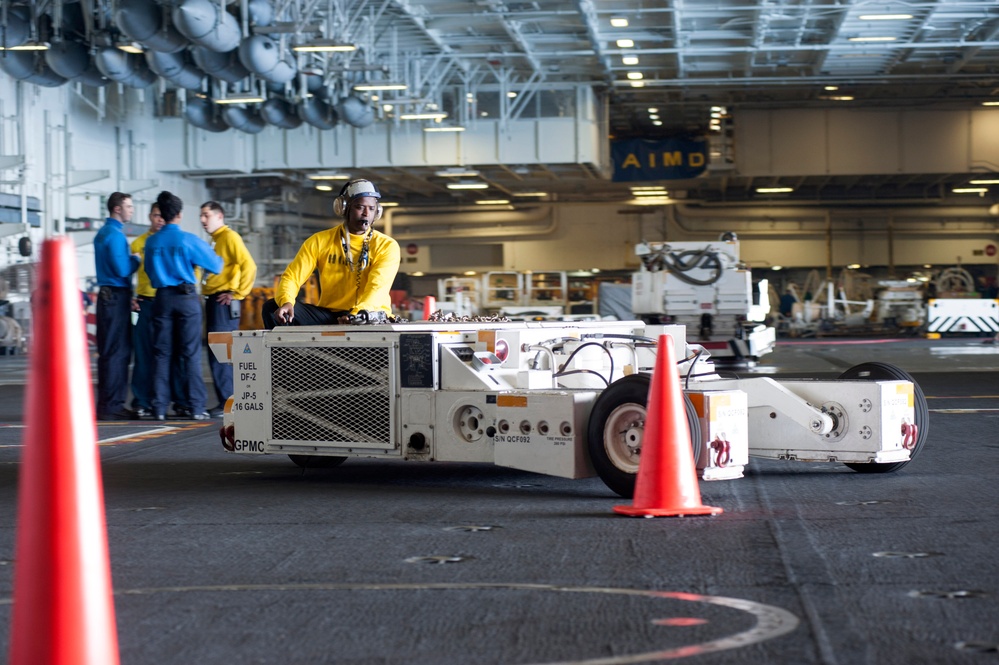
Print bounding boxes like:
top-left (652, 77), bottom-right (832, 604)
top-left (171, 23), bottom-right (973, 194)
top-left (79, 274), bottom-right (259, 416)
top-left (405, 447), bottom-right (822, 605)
top-left (587, 374), bottom-right (702, 498)
top-left (838, 362), bottom-right (929, 473)
top-left (288, 455), bottom-right (348, 469)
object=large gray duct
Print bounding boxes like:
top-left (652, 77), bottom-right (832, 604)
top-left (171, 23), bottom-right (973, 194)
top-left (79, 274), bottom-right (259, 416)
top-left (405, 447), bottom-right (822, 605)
top-left (222, 105), bottom-right (266, 134)
top-left (0, 51), bottom-right (69, 87)
top-left (115, 0), bottom-right (188, 54)
top-left (238, 35), bottom-right (296, 84)
top-left (173, 0), bottom-right (241, 53)
top-left (45, 40), bottom-right (91, 79)
top-left (247, 0), bottom-right (275, 27)
top-left (192, 46), bottom-right (248, 84)
top-left (337, 96), bottom-right (375, 128)
top-left (146, 49), bottom-right (205, 89)
top-left (298, 97), bottom-right (338, 130)
top-left (0, 5), bottom-right (30, 48)
top-left (184, 96), bottom-right (229, 132)
top-left (260, 98), bottom-right (302, 129)
top-left (96, 47), bottom-right (158, 88)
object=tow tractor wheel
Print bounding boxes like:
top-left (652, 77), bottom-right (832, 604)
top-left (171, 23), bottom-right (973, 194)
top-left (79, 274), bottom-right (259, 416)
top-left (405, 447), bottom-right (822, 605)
top-left (838, 362), bottom-right (929, 473)
top-left (587, 374), bottom-right (702, 498)
top-left (288, 455), bottom-right (348, 469)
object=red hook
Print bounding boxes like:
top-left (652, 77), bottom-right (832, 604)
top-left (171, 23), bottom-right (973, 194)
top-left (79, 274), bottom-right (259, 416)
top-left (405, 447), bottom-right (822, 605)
top-left (710, 437), bottom-right (731, 467)
top-left (900, 421), bottom-right (918, 451)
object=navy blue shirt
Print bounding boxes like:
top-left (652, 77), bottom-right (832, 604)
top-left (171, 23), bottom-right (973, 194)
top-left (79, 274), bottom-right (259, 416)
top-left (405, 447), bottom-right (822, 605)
top-left (94, 218), bottom-right (139, 287)
top-left (144, 223), bottom-right (223, 288)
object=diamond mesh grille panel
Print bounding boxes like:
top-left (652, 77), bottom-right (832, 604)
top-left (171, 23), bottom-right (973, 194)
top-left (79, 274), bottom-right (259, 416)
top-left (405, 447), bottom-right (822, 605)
top-left (271, 345), bottom-right (392, 445)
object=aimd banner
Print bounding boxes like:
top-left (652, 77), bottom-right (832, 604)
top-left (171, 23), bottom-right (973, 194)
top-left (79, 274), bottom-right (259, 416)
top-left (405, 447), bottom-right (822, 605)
top-left (611, 137), bottom-right (709, 182)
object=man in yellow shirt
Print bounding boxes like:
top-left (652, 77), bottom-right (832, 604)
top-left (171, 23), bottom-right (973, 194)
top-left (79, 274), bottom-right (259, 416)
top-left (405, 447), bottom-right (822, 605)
top-left (201, 201), bottom-right (258, 417)
top-left (262, 179), bottom-right (400, 328)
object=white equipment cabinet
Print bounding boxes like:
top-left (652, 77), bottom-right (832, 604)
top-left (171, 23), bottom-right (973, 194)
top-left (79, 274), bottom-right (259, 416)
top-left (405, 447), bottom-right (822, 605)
top-left (212, 320), bottom-right (927, 497)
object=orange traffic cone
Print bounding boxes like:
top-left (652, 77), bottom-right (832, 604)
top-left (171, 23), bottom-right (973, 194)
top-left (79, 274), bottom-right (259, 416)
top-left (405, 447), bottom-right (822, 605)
top-left (423, 295), bottom-right (436, 320)
top-left (614, 334), bottom-right (723, 517)
top-left (9, 237), bottom-right (120, 664)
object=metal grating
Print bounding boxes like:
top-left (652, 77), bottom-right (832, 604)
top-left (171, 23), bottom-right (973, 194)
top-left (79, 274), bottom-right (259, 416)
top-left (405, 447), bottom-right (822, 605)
top-left (270, 345), bottom-right (392, 446)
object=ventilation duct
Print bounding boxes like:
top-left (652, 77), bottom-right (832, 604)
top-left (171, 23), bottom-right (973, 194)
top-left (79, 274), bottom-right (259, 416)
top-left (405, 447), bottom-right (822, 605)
top-left (337, 96), bottom-right (375, 128)
top-left (247, 0), bottom-right (275, 27)
top-left (146, 50), bottom-right (205, 89)
top-left (115, 0), bottom-right (188, 54)
top-left (238, 35), bottom-right (296, 84)
top-left (96, 47), bottom-right (158, 88)
top-left (298, 97), bottom-right (338, 130)
top-left (45, 40), bottom-right (91, 79)
top-left (0, 51), bottom-right (69, 87)
top-left (184, 96), bottom-right (229, 132)
top-left (222, 105), bottom-right (267, 134)
top-left (0, 5), bottom-right (30, 47)
top-left (173, 0), bottom-right (241, 53)
top-left (260, 98), bottom-right (302, 129)
top-left (192, 46), bottom-right (248, 84)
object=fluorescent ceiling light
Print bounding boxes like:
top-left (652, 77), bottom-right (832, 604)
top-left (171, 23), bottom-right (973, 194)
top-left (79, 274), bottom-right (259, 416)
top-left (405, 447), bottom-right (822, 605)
top-left (610, 18), bottom-right (629, 28)
top-left (649, 115), bottom-right (660, 120)
top-left (353, 83), bottom-right (408, 91)
top-left (215, 95), bottom-right (266, 104)
top-left (648, 107), bottom-right (659, 113)
top-left (756, 187), bottom-right (794, 193)
top-left (982, 101), bottom-right (999, 106)
top-left (446, 182), bottom-right (489, 190)
top-left (380, 201), bottom-right (399, 207)
top-left (631, 197), bottom-right (672, 206)
top-left (622, 56), bottom-right (639, 66)
top-left (424, 126), bottom-right (466, 132)
top-left (858, 14), bottom-right (912, 20)
top-left (292, 42), bottom-right (357, 52)
top-left (117, 42), bottom-right (144, 54)
top-left (507, 92), bottom-right (518, 98)
top-left (475, 199), bottom-right (510, 205)
top-left (968, 179), bottom-right (999, 185)
top-left (399, 112), bottom-right (448, 120)
top-left (315, 185), bottom-right (334, 192)
top-left (848, 36), bottom-right (897, 42)
top-left (436, 168), bottom-right (480, 177)
top-left (627, 72), bottom-right (643, 80)
top-left (823, 95), bottom-right (855, 101)
top-left (652, 120), bottom-right (662, 125)
top-left (824, 85), bottom-right (839, 91)
top-left (616, 39), bottom-right (635, 48)
top-left (308, 173), bottom-right (351, 180)
top-left (0, 42), bottom-right (49, 51)
top-left (952, 187), bottom-right (988, 194)
top-left (512, 192), bottom-right (548, 197)
top-left (633, 190), bottom-right (669, 196)
top-left (631, 186), bottom-right (666, 191)
top-left (630, 81), bottom-right (646, 88)
top-left (771, 266), bottom-right (783, 271)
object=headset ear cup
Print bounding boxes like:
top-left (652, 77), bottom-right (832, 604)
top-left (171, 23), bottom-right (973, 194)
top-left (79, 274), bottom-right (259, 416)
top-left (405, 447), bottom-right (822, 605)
top-left (333, 196), bottom-right (346, 218)
top-left (374, 204), bottom-right (383, 222)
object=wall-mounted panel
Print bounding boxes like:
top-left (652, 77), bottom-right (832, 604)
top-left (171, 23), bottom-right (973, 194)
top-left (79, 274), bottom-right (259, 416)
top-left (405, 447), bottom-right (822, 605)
top-left (901, 111), bottom-right (968, 173)
top-left (970, 110), bottom-right (999, 171)
top-left (770, 110), bottom-right (827, 175)
top-left (537, 119), bottom-right (577, 163)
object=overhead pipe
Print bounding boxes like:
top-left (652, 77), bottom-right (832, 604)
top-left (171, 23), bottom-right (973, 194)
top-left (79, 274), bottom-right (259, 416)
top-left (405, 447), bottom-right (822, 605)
top-left (95, 47), bottom-right (158, 88)
top-left (238, 34), bottom-right (296, 84)
top-left (297, 97), bottom-right (338, 129)
top-left (173, 0), bottom-right (241, 53)
top-left (192, 46), bottom-right (249, 83)
top-left (0, 51), bottom-right (69, 87)
top-left (184, 96), bottom-right (229, 132)
top-left (114, 0), bottom-right (188, 54)
top-left (146, 49), bottom-right (206, 89)
top-left (337, 95), bottom-right (375, 128)
top-left (259, 97), bottom-right (302, 129)
top-left (0, 5), bottom-right (30, 48)
top-left (45, 39), bottom-right (91, 79)
top-left (221, 105), bottom-right (266, 134)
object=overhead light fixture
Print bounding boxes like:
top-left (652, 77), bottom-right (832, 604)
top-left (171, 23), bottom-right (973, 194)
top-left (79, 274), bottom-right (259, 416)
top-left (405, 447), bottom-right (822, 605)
top-left (858, 14), bottom-right (913, 20)
top-left (968, 179), bottom-right (999, 185)
top-left (308, 173), bottom-right (351, 180)
top-left (0, 42), bottom-right (49, 51)
top-left (512, 192), bottom-right (548, 197)
top-left (446, 182), bottom-right (489, 190)
top-left (630, 81), bottom-right (646, 88)
top-left (436, 168), bottom-right (480, 177)
top-left (652, 120), bottom-right (662, 125)
top-left (215, 95), bottom-right (266, 104)
top-left (632, 190), bottom-right (669, 197)
top-left (315, 185), bottom-right (334, 192)
top-left (631, 186), bottom-right (666, 191)
top-left (631, 196), bottom-right (672, 206)
top-left (292, 41), bottom-right (357, 52)
top-left (380, 201), bottom-right (399, 207)
top-left (399, 112), bottom-right (448, 120)
top-left (622, 56), bottom-right (639, 66)
top-left (424, 126), bottom-right (466, 132)
top-left (756, 187), bottom-right (794, 193)
top-left (354, 83), bottom-right (408, 91)
top-left (616, 39), bottom-right (635, 48)
top-left (610, 17), bottom-right (629, 28)
top-left (507, 92), bottom-right (518, 98)
top-left (848, 36), bottom-right (897, 42)
top-left (824, 85), bottom-right (839, 91)
top-left (627, 72), bottom-right (643, 80)
top-left (952, 187), bottom-right (988, 194)
top-left (982, 101), bottom-right (999, 106)
top-left (476, 199), bottom-right (510, 205)
top-left (847, 264), bottom-right (862, 270)
top-left (117, 42), bottom-right (144, 54)
top-left (648, 107), bottom-right (659, 113)
top-left (822, 95), bottom-right (855, 101)
top-left (771, 266), bottom-right (783, 271)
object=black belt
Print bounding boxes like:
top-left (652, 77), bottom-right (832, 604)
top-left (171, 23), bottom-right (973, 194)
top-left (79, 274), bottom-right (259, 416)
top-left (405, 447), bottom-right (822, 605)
top-left (99, 285), bottom-right (130, 292)
top-left (159, 283), bottom-right (196, 294)
top-left (137, 295), bottom-right (155, 301)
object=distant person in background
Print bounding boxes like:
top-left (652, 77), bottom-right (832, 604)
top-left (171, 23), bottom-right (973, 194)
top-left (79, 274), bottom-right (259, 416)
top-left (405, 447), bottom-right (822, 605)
top-left (94, 191), bottom-right (139, 420)
top-left (130, 203), bottom-right (190, 419)
top-left (262, 179), bottom-right (400, 327)
top-left (200, 201), bottom-right (257, 417)
top-left (144, 191), bottom-right (222, 421)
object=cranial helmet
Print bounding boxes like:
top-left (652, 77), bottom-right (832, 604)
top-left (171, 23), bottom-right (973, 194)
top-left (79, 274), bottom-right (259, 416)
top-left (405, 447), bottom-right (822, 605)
top-left (333, 179), bottom-right (382, 221)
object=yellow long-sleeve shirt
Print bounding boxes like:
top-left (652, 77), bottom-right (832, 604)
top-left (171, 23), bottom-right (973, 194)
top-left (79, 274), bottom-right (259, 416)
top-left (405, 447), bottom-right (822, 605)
top-left (131, 232), bottom-right (156, 298)
top-left (276, 225), bottom-right (400, 315)
top-left (203, 225), bottom-right (257, 299)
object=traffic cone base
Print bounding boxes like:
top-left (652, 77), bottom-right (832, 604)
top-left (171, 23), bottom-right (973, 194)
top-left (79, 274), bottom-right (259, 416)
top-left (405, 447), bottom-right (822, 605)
top-left (612, 333), bottom-right (723, 518)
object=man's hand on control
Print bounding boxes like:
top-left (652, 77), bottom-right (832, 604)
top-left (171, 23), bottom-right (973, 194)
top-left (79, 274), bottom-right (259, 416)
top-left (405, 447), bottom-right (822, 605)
top-left (276, 302), bottom-right (295, 324)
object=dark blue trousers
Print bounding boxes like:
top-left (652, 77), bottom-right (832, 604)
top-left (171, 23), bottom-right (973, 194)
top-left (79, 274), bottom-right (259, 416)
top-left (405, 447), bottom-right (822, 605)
top-left (205, 294), bottom-right (240, 407)
top-left (151, 285), bottom-right (206, 417)
top-left (96, 285), bottom-right (132, 416)
top-left (132, 298), bottom-right (188, 411)
top-left (261, 298), bottom-right (348, 329)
